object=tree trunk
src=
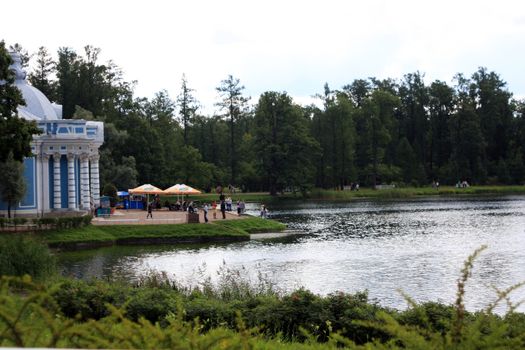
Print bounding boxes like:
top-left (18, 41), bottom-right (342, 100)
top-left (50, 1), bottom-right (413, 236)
top-left (229, 98), bottom-right (236, 186)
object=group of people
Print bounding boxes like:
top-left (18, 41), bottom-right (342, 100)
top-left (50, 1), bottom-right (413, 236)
top-left (456, 180), bottom-right (470, 188)
top-left (146, 199), bottom-right (195, 219)
top-left (146, 192), bottom-right (248, 223)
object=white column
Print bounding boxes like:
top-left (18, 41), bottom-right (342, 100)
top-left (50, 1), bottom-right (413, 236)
top-left (90, 154), bottom-right (100, 206)
top-left (41, 153), bottom-right (50, 212)
top-left (53, 153), bottom-right (62, 209)
top-left (80, 153), bottom-right (91, 210)
top-left (67, 153), bottom-right (77, 210)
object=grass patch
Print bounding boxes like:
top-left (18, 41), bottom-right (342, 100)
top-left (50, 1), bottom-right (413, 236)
top-left (213, 216), bottom-right (287, 233)
top-left (40, 217), bottom-right (285, 247)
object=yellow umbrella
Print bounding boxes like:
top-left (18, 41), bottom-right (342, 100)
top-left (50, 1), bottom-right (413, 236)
top-left (129, 184), bottom-right (164, 207)
top-left (163, 184), bottom-right (202, 195)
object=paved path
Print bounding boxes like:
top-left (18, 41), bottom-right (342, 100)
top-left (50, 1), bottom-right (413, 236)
top-left (92, 209), bottom-right (243, 225)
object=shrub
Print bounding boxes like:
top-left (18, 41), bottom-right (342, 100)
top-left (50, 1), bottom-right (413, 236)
top-left (126, 288), bottom-right (179, 323)
top-left (82, 214), bottom-right (93, 226)
top-left (13, 217), bottom-right (27, 227)
top-left (39, 217), bottom-right (57, 228)
top-left (51, 279), bottom-right (128, 321)
top-left (0, 236), bottom-right (56, 279)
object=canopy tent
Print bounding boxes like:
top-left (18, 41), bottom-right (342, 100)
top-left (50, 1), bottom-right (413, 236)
top-left (163, 184), bottom-right (202, 195)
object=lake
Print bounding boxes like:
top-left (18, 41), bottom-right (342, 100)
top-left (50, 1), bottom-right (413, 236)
top-left (58, 195), bottom-right (525, 312)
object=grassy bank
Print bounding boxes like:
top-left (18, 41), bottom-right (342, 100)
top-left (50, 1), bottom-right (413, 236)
top-left (40, 216), bottom-right (286, 248)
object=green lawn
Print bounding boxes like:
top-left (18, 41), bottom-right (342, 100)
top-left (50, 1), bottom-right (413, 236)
top-left (41, 216), bottom-right (285, 247)
top-left (213, 216), bottom-right (287, 233)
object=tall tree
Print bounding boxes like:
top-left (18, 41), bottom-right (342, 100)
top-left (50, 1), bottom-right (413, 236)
top-left (254, 92), bottom-right (319, 195)
top-left (176, 74), bottom-right (198, 145)
top-left (216, 75), bottom-right (249, 186)
top-left (359, 89), bottom-right (399, 186)
top-left (0, 41), bottom-right (41, 162)
top-left (470, 68), bottom-right (513, 172)
top-left (55, 47), bottom-right (79, 118)
top-left (428, 80), bottom-right (454, 177)
top-left (29, 46), bottom-right (56, 100)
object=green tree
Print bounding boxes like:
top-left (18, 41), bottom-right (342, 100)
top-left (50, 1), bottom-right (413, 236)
top-left (360, 89), bottom-right (399, 186)
top-left (28, 46), bottom-right (56, 100)
top-left (0, 152), bottom-right (26, 218)
top-left (216, 75), bottom-right (249, 186)
top-left (176, 74), bottom-right (198, 145)
top-left (312, 84), bottom-right (356, 189)
top-left (396, 137), bottom-right (417, 184)
top-left (470, 68), bottom-right (513, 169)
top-left (428, 80), bottom-right (454, 177)
top-left (175, 145), bottom-right (214, 189)
top-left (398, 72), bottom-right (429, 166)
top-left (0, 41), bottom-right (41, 162)
top-left (449, 102), bottom-right (486, 183)
top-left (254, 92), bottom-right (320, 195)
top-left (508, 150), bottom-right (525, 184)
top-left (55, 47), bottom-right (79, 118)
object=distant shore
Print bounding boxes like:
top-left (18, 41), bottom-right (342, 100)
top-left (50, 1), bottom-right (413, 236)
top-left (171, 185), bottom-right (525, 202)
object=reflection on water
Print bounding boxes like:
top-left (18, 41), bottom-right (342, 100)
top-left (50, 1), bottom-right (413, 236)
top-left (58, 196), bottom-right (525, 312)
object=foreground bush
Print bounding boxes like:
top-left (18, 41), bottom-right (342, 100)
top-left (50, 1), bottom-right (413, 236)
top-left (0, 235), bottom-right (56, 279)
top-left (1, 246), bottom-right (524, 348)
top-left (1, 274), bottom-right (524, 349)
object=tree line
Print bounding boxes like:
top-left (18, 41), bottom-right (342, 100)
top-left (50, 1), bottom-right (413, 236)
top-left (6, 43), bottom-right (525, 194)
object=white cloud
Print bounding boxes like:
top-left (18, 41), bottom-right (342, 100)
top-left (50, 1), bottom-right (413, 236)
top-left (2, 0), bottom-right (525, 114)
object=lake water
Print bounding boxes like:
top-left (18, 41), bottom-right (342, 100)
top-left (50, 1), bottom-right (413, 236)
top-left (58, 196), bottom-right (525, 312)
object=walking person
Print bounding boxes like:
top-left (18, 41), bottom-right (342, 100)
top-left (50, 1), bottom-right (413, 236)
top-left (203, 203), bottom-right (209, 223)
top-left (220, 200), bottom-right (226, 219)
top-left (239, 200), bottom-right (245, 215)
top-left (146, 202), bottom-right (153, 219)
top-left (212, 201), bottom-right (217, 219)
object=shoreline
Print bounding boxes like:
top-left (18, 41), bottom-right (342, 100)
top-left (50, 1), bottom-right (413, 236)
top-left (169, 185), bottom-right (525, 203)
top-left (41, 216), bottom-right (286, 251)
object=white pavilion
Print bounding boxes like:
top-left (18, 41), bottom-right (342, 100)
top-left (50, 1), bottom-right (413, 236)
top-left (0, 52), bottom-right (104, 216)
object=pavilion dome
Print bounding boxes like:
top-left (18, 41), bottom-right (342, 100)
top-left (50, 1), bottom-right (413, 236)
top-left (9, 52), bottom-right (61, 120)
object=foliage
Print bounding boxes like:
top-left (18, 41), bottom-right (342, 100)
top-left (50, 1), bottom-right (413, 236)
top-left (216, 75), bottom-right (250, 185)
top-left (254, 92), bottom-right (320, 195)
top-left (101, 183), bottom-right (118, 206)
top-left (0, 236), bottom-right (56, 279)
top-left (0, 152), bottom-right (26, 218)
top-left (0, 246), bottom-right (524, 349)
top-left (0, 41), bottom-right (41, 163)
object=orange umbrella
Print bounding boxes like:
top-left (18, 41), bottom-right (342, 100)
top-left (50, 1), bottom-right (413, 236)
top-left (163, 184), bottom-right (202, 195)
top-left (129, 184), bottom-right (164, 195)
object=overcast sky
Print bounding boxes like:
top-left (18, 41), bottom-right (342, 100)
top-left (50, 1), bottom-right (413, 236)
top-left (2, 0), bottom-right (525, 114)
